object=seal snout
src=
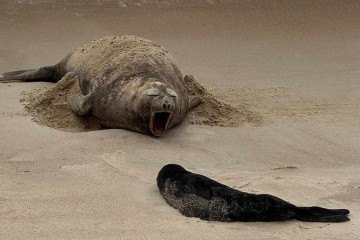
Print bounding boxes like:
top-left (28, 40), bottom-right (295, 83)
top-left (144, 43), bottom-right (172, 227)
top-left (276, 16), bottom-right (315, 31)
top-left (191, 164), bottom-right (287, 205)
top-left (161, 95), bottom-right (174, 111)
top-left (148, 94), bottom-right (176, 136)
top-left (162, 103), bottom-right (171, 109)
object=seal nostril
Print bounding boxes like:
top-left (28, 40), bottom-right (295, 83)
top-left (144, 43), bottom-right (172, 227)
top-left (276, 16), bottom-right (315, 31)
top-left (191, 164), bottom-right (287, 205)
top-left (167, 104), bottom-right (171, 109)
top-left (163, 103), bottom-right (167, 109)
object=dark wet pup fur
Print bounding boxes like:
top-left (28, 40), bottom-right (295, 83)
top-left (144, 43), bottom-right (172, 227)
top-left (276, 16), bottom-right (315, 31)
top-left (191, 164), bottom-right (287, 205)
top-left (157, 164), bottom-right (350, 222)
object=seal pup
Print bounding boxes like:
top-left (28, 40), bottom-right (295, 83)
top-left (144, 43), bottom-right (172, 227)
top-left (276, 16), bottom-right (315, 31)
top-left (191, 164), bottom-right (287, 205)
top-left (0, 36), bottom-right (201, 136)
top-left (157, 164), bottom-right (350, 222)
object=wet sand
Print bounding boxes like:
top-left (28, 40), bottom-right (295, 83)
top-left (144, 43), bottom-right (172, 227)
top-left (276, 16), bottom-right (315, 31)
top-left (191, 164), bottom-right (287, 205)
top-left (1, 1), bottom-right (360, 239)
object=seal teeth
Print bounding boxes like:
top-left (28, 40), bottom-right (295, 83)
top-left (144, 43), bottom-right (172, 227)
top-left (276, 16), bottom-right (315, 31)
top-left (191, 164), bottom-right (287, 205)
top-left (150, 111), bottom-right (172, 136)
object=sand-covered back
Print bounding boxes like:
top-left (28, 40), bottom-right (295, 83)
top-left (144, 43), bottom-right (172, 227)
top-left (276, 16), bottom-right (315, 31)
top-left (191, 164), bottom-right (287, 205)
top-left (65, 36), bottom-right (184, 87)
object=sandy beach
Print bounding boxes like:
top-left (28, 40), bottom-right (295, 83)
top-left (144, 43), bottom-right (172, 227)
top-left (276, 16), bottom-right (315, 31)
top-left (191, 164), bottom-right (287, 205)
top-left (1, 1), bottom-right (359, 239)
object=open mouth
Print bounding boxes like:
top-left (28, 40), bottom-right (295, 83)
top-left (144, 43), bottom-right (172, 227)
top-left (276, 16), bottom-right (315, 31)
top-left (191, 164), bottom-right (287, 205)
top-left (150, 111), bottom-right (172, 136)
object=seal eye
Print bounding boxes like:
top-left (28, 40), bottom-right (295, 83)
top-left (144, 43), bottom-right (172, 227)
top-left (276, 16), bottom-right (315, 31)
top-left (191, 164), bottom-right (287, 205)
top-left (166, 88), bottom-right (178, 98)
top-left (145, 88), bottom-right (160, 97)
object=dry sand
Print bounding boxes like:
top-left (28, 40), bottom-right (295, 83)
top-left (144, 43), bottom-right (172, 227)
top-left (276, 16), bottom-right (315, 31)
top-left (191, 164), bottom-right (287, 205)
top-left (1, 1), bottom-right (360, 239)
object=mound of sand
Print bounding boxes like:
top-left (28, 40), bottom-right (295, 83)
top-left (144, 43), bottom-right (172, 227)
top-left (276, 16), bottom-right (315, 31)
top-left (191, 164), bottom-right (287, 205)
top-left (21, 73), bottom-right (101, 131)
top-left (184, 75), bottom-right (263, 127)
top-left (21, 74), bottom-right (262, 132)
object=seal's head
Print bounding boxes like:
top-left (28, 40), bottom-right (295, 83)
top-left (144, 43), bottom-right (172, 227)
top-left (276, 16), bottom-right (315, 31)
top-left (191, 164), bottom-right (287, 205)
top-left (156, 164), bottom-right (188, 191)
top-left (136, 80), bottom-right (179, 136)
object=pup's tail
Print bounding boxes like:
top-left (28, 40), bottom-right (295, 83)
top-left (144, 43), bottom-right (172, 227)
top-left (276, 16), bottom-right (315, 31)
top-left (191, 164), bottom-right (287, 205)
top-left (295, 206), bottom-right (350, 222)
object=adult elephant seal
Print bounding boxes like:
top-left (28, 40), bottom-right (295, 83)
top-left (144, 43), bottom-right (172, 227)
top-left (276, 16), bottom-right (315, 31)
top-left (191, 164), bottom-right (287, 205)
top-left (0, 36), bottom-right (201, 136)
top-left (157, 164), bottom-right (350, 222)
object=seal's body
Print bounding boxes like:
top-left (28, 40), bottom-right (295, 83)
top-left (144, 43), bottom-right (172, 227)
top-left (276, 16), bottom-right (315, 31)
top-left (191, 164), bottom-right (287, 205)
top-left (0, 36), bottom-right (200, 136)
top-left (157, 164), bottom-right (350, 222)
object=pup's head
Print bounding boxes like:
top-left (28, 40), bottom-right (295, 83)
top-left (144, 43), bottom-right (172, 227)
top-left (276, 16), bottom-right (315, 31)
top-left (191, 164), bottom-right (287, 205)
top-left (156, 164), bottom-right (187, 191)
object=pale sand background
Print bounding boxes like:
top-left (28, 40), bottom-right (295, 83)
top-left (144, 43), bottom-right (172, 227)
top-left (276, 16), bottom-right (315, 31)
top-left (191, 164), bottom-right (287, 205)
top-left (1, 1), bottom-right (360, 239)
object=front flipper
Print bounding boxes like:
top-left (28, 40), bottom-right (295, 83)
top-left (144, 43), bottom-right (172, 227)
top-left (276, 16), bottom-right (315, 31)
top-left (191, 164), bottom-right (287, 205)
top-left (183, 75), bottom-right (203, 110)
top-left (189, 95), bottom-right (202, 110)
top-left (68, 93), bottom-right (92, 116)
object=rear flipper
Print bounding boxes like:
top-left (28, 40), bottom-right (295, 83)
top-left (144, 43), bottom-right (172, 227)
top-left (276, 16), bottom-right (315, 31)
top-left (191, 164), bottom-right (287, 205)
top-left (2, 69), bottom-right (35, 77)
top-left (295, 206), bottom-right (350, 222)
top-left (0, 65), bottom-right (58, 82)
